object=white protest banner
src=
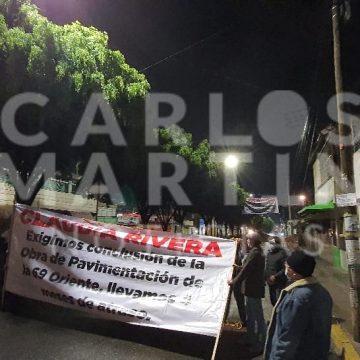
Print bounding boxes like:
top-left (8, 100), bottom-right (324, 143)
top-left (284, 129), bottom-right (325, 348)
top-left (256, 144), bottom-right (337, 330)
top-left (243, 196), bottom-right (279, 214)
top-left (5, 204), bottom-right (236, 336)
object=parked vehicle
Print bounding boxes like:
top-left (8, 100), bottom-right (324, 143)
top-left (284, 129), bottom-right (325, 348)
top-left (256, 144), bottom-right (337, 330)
top-left (117, 212), bottom-right (141, 226)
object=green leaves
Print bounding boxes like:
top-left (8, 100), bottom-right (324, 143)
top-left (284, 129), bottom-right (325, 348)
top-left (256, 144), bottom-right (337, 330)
top-left (251, 215), bottom-right (275, 233)
top-left (158, 126), bottom-right (219, 176)
top-left (0, 0), bottom-right (150, 202)
top-left (157, 126), bottom-right (249, 226)
top-left (1, 1), bottom-right (150, 105)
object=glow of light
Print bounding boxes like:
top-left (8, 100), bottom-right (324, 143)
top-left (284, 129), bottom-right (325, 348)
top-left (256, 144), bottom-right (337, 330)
top-left (247, 229), bottom-right (255, 236)
top-left (224, 154), bottom-right (239, 169)
top-left (298, 194), bottom-right (306, 202)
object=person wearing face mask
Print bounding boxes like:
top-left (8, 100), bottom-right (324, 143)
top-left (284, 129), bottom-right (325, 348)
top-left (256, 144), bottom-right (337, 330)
top-left (264, 250), bottom-right (333, 360)
top-left (228, 232), bottom-right (266, 356)
top-left (265, 237), bottom-right (288, 306)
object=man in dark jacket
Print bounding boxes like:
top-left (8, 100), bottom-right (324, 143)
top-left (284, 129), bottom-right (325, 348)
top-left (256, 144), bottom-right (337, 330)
top-left (228, 232), bottom-right (266, 355)
top-left (225, 238), bottom-right (247, 327)
top-left (265, 237), bottom-right (288, 306)
top-left (264, 250), bottom-right (333, 360)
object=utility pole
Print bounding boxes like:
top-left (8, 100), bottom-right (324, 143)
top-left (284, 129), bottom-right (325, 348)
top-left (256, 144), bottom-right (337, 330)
top-left (288, 196), bottom-right (292, 222)
top-left (332, 0), bottom-right (360, 342)
top-left (287, 179), bottom-right (292, 236)
top-left (95, 182), bottom-right (100, 221)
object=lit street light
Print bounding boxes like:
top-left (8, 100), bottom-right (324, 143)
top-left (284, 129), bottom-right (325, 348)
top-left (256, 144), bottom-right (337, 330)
top-left (287, 193), bottom-right (307, 235)
top-left (223, 154), bottom-right (240, 207)
top-left (224, 154), bottom-right (239, 169)
top-left (298, 194), bottom-right (306, 205)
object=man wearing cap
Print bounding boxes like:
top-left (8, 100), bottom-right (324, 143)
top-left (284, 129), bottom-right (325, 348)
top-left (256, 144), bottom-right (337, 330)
top-left (264, 250), bottom-right (332, 360)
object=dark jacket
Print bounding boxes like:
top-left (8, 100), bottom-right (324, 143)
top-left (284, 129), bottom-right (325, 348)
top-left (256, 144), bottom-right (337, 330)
top-left (264, 277), bottom-right (333, 360)
top-left (233, 246), bottom-right (265, 298)
top-left (265, 246), bottom-right (288, 285)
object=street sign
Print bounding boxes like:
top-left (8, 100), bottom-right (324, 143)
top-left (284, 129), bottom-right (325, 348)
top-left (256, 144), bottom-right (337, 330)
top-left (336, 193), bottom-right (357, 207)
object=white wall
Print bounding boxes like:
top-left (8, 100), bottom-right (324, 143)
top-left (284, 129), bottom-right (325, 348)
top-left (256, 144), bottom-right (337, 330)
top-left (315, 177), bottom-right (335, 204)
top-left (32, 189), bottom-right (96, 212)
top-left (0, 183), bottom-right (15, 206)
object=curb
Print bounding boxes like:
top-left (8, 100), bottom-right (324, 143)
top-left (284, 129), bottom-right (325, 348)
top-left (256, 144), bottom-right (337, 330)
top-left (331, 324), bottom-right (360, 360)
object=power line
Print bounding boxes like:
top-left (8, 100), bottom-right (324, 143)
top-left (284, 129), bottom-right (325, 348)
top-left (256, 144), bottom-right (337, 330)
top-left (293, 0), bottom-right (330, 190)
top-left (140, 25), bottom-right (231, 72)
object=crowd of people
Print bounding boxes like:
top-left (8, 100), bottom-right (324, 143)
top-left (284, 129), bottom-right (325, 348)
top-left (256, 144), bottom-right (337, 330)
top-left (227, 231), bottom-right (333, 359)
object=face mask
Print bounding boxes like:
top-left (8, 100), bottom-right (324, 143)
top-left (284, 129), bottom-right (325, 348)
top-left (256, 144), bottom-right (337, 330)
top-left (285, 267), bottom-right (290, 279)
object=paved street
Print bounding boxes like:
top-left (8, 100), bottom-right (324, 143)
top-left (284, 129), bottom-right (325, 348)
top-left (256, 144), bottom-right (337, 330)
top-left (0, 294), bottom-right (209, 360)
top-left (0, 289), bottom-right (261, 360)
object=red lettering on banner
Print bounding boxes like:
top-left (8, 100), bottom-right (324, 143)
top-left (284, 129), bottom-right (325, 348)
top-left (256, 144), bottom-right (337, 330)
top-left (168, 238), bottom-right (185, 251)
top-left (51, 217), bottom-right (63, 229)
top-left (19, 210), bottom-right (223, 256)
top-left (124, 233), bottom-right (143, 244)
top-left (203, 241), bottom-right (222, 257)
top-left (140, 235), bottom-right (150, 245)
top-left (152, 236), bottom-right (170, 248)
top-left (99, 229), bottom-right (117, 241)
top-left (123, 232), bottom-right (223, 257)
top-left (184, 240), bottom-right (203, 255)
top-left (20, 209), bottom-right (35, 224)
top-left (33, 211), bottom-right (50, 227)
top-left (78, 225), bottom-right (92, 235)
top-left (19, 209), bottom-right (119, 241)
top-left (61, 220), bottom-right (75, 232)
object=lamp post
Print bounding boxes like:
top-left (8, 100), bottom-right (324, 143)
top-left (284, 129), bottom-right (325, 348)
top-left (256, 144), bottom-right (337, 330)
top-left (287, 194), bottom-right (292, 221)
top-left (287, 193), bottom-right (306, 235)
top-left (299, 194), bottom-right (306, 206)
top-left (287, 180), bottom-right (293, 237)
top-left (222, 154), bottom-right (240, 237)
top-left (224, 154), bottom-right (240, 207)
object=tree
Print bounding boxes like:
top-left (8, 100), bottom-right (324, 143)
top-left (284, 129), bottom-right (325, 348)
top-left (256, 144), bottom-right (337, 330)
top-left (251, 215), bottom-right (275, 234)
top-left (0, 0), bottom-right (248, 229)
top-left (154, 126), bottom-right (248, 232)
top-left (0, 0), bottom-right (150, 203)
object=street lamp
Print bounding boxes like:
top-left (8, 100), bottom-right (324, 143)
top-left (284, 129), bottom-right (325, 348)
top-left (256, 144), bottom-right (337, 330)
top-left (247, 229), bottom-right (255, 236)
top-left (216, 154), bottom-right (241, 237)
top-left (224, 154), bottom-right (239, 169)
top-left (298, 194), bottom-right (306, 205)
top-left (287, 193), bottom-right (306, 235)
top-left (223, 154), bottom-right (240, 207)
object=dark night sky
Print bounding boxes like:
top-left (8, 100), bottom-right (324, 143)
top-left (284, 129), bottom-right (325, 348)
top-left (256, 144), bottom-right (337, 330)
top-left (32, 0), bottom-right (359, 197)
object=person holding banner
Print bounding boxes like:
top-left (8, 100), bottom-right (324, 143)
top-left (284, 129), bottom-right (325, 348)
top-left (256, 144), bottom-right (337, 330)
top-left (225, 237), bottom-right (247, 327)
top-left (228, 232), bottom-right (266, 356)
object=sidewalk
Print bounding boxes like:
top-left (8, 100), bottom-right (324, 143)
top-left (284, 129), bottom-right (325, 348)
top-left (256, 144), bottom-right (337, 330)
top-left (316, 245), bottom-right (360, 360)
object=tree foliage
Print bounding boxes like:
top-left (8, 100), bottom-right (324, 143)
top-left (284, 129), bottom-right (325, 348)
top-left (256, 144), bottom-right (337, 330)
top-left (156, 126), bottom-right (248, 231)
top-left (0, 0), bottom-right (249, 232)
top-left (251, 215), bottom-right (275, 234)
top-left (0, 0), bottom-right (149, 102)
top-left (0, 0), bottom-right (150, 202)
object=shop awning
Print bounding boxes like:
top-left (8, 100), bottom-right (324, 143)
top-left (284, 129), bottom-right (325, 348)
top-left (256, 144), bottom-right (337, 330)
top-left (298, 202), bottom-right (335, 215)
